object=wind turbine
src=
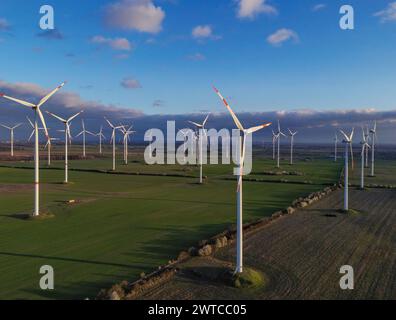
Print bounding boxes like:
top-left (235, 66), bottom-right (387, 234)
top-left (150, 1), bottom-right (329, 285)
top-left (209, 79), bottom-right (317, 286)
top-left (0, 123), bottom-right (22, 157)
top-left (76, 119), bottom-right (94, 158)
top-left (275, 121), bottom-right (286, 168)
top-left (46, 110), bottom-right (83, 183)
top-left (287, 128), bottom-right (298, 165)
top-left (369, 121), bottom-right (377, 177)
top-left (213, 86), bottom-right (271, 274)
top-left (271, 130), bottom-right (277, 160)
top-left (334, 133), bottom-right (338, 162)
top-left (188, 113), bottom-right (210, 184)
top-left (119, 125), bottom-right (135, 165)
top-left (364, 126), bottom-right (370, 168)
top-left (0, 82), bottom-right (65, 216)
top-left (95, 126), bottom-right (106, 155)
top-left (27, 116), bottom-right (46, 143)
top-left (340, 128), bottom-right (354, 211)
top-left (105, 118), bottom-right (124, 171)
top-left (359, 127), bottom-right (370, 190)
top-left (45, 137), bottom-right (59, 166)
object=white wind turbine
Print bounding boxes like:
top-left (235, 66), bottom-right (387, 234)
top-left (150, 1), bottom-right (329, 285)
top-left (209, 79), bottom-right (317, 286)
top-left (119, 125), bottom-right (135, 165)
top-left (46, 110), bottom-right (83, 183)
top-left (340, 128), bottom-right (354, 211)
top-left (214, 86), bottom-right (271, 274)
top-left (0, 123), bottom-right (22, 157)
top-left (95, 126), bottom-right (106, 155)
top-left (275, 121), bottom-right (286, 168)
top-left (105, 118), bottom-right (124, 171)
top-left (369, 121), bottom-right (377, 177)
top-left (0, 82), bottom-right (65, 216)
top-left (76, 119), bottom-right (95, 158)
top-left (27, 116), bottom-right (46, 142)
top-left (334, 132), bottom-right (338, 162)
top-left (188, 113), bottom-right (210, 184)
top-left (364, 126), bottom-right (370, 168)
top-left (359, 127), bottom-right (370, 190)
top-left (271, 130), bottom-right (277, 160)
top-left (45, 137), bottom-right (59, 166)
top-left (287, 128), bottom-right (298, 165)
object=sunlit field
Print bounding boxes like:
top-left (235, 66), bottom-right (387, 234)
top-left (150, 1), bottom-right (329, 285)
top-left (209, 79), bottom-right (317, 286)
top-left (0, 143), bottom-right (344, 299)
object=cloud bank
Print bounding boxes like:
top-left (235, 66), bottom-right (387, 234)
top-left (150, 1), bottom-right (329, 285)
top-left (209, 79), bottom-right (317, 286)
top-left (1, 80), bottom-right (396, 144)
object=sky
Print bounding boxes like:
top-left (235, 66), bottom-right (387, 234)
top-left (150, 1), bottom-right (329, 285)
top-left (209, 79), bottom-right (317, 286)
top-left (0, 0), bottom-right (396, 143)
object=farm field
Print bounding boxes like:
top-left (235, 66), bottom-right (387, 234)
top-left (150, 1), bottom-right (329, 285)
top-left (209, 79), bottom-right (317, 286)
top-left (141, 187), bottom-right (396, 300)
top-left (0, 145), bottom-right (341, 299)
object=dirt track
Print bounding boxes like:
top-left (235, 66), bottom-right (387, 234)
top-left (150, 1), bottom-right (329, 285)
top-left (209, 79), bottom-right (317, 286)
top-left (141, 188), bottom-right (396, 300)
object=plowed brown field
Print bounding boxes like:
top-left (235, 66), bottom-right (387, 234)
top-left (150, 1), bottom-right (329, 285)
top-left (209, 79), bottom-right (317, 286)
top-left (141, 188), bottom-right (396, 300)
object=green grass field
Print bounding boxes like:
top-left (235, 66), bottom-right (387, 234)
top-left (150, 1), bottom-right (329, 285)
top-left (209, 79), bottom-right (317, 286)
top-left (0, 146), bottom-right (342, 299)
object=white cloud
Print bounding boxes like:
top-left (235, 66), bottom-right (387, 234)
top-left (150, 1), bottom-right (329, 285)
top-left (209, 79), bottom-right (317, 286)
top-left (0, 18), bottom-right (10, 31)
top-left (191, 25), bottom-right (221, 41)
top-left (312, 4), bottom-right (326, 12)
top-left (187, 53), bottom-right (206, 61)
top-left (237, 0), bottom-right (277, 19)
top-left (104, 0), bottom-right (165, 33)
top-left (267, 28), bottom-right (299, 46)
top-left (374, 2), bottom-right (396, 22)
top-left (121, 77), bottom-right (142, 89)
top-left (192, 25), bottom-right (212, 38)
top-left (91, 35), bottom-right (132, 51)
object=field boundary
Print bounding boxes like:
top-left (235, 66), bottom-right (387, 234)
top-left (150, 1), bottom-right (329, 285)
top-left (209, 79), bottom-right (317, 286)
top-left (97, 181), bottom-right (341, 300)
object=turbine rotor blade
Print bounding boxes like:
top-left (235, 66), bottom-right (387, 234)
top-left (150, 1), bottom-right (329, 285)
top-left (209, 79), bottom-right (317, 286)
top-left (46, 111), bottom-right (67, 123)
top-left (339, 130), bottom-right (349, 141)
top-left (245, 123), bottom-right (271, 134)
top-left (28, 130), bottom-right (35, 141)
top-left (105, 117), bottom-right (114, 128)
top-left (203, 113), bottom-right (210, 126)
top-left (26, 116), bottom-right (34, 128)
top-left (0, 94), bottom-right (36, 108)
top-left (68, 110), bottom-right (83, 123)
top-left (37, 108), bottom-right (49, 138)
top-left (213, 86), bottom-right (244, 131)
top-left (37, 82), bottom-right (66, 108)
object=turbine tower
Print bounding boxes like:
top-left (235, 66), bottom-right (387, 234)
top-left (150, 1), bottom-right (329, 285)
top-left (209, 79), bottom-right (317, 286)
top-left (0, 82), bottom-right (65, 216)
top-left (369, 121), bottom-right (377, 177)
top-left (105, 118), bottom-right (124, 171)
top-left (214, 86), bottom-right (271, 274)
top-left (364, 126), bottom-right (370, 168)
top-left (275, 121), bottom-right (286, 168)
top-left (46, 110), bottom-right (83, 183)
top-left (119, 125), bottom-right (135, 165)
top-left (340, 128), bottom-right (354, 211)
top-left (76, 119), bottom-right (94, 158)
top-left (271, 130), bottom-right (277, 160)
top-left (334, 132), bottom-right (338, 162)
top-left (360, 127), bottom-right (370, 190)
top-left (27, 116), bottom-right (45, 143)
top-left (95, 126), bottom-right (106, 155)
top-left (188, 113), bottom-right (210, 184)
top-left (0, 123), bottom-right (22, 157)
top-left (45, 137), bottom-right (59, 166)
top-left (287, 128), bottom-right (298, 165)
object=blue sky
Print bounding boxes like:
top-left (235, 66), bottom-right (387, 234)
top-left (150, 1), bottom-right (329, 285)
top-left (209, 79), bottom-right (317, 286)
top-left (1, 0), bottom-right (396, 144)
top-left (1, 0), bottom-right (396, 115)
